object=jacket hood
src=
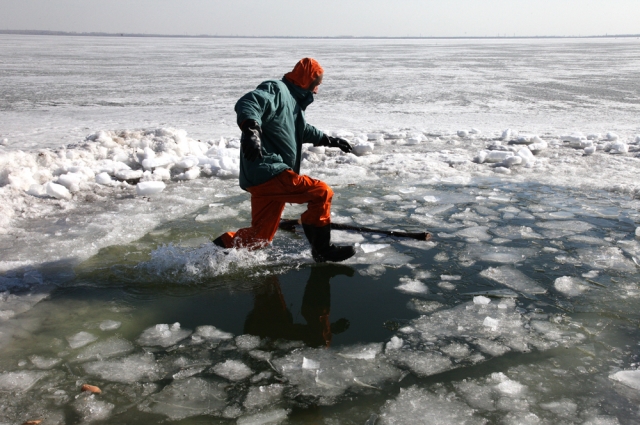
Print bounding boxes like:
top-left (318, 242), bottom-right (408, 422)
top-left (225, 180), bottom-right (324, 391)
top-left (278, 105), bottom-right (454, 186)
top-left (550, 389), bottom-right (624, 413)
top-left (283, 58), bottom-right (323, 93)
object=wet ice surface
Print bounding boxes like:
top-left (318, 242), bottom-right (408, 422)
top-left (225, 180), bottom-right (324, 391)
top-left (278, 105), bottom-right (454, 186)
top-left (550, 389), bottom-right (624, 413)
top-left (0, 36), bottom-right (640, 424)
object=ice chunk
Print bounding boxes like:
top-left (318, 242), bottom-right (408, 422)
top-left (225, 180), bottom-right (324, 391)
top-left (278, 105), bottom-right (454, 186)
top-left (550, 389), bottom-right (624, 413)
top-left (479, 266), bottom-right (546, 294)
top-left (136, 181), bottom-right (165, 196)
top-left (456, 226), bottom-right (491, 241)
top-left (554, 276), bottom-right (588, 297)
top-left (193, 325), bottom-right (233, 341)
top-left (386, 336), bottom-right (403, 351)
top-left (352, 140), bottom-right (374, 156)
top-left (609, 370), bottom-right (640, 390)
top-left (483, 316), bottom-right (500, 330)
top-left (338, 343), bottom-right (383, 360)
top-left (114, 168), bottom-right (143, 181)
top-left (501, 128), bottom-right (512, 140)
top-left (540, 399), bottom-right (578, 417)
top-left (273, 347), bottom-right (400, 401)
top-left (75, 336), bottom-right (134, 362)
top-left (577, 247), bottom-right (636, 272)
top-left (361, 243), bottom-right (390, 253)
top-left (57, 172), bottom-right (83, 192)
top-left (484, 151), bottom-right (513, 163)
top-left (0, 371), bottom-right (46, 392)
top-left (95, 172), bottom-right (115, 185)
top-left (473, 296), bottom-right (491, 305)
top-left (606, 132), bottom-right (619, 141)
top-left (236, 334), bottom-right (261, 351)
top-left (457, 130), bottom-right (469, 138)
top-left (584, 145), bottom-right (596, 155)
top-left (237, 409), bottom-right (289, 425)
top-left (496, 378), bottom-right (526, 395)
top-left (142, 377), bottom-right (227, 420)
top-left (396, 278), bottom-right (428, 294)
top-left (83, 353), bottom-right (160, 383)
top-left (137, 323), bottom-right (192, 347)
top-left (67, 331), bottom-right (98, 349)
top-left (45, 181), bottom-right (72, 200)
top-left (243, 384), bottom-right (284, 410)
top-left (29, 355), bottom-right (62, 369)
top-left (609, 141), bottom-right (628, 154)
top-left (73, 392), bottom-right (114, 423)
top-left (302, 357), bottom-right (320, 370)
top-left (378, 386), bottom-right (485, 425)
top-left (99, 320), bottom-right (121, 331)
top-left (212, 359), bottom-right (253, 381)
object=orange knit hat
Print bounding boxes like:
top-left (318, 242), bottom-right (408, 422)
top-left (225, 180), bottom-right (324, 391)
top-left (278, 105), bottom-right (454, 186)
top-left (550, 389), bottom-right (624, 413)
top-left (284, 58), bottom-right (324, 92)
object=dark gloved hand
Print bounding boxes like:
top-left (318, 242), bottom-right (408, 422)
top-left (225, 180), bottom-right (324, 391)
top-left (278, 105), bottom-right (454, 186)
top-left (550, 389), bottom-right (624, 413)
top-left (240, 120), bottom-right (263, 162)
top-left (331, 318), bottom-right (350, 334)
top-left (320, 134), bottom-right (353, 153)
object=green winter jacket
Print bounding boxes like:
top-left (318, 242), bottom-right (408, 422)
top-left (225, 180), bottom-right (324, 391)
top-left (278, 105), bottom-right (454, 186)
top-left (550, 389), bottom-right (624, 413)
top-left (235, 78), bottom-right (325, 190)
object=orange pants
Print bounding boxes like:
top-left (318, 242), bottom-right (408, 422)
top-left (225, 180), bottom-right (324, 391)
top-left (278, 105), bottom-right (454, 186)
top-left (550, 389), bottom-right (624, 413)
top-left (219, 169), bottom-right (333, 249)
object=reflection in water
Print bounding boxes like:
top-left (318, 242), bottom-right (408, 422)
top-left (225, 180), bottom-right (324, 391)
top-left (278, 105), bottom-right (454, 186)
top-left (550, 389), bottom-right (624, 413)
top-left (244, 265), bottom-right (353, 348)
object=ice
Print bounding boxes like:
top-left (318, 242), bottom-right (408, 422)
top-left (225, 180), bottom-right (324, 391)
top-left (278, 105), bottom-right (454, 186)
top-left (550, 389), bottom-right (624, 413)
top-left (576, 247), bottom-right (637, 271)
top-left (360, 243), bottom-right (390, 253)
top-left (75, 336), bottom-right (134, 362)
top-left (479, 266), bottom-right (546, 294)
top-left (83, 353), bottom-right (160, 383)
top-left (338, 343), bottom-right (383, 360)
top-left (135, 180), bottom-right (165, 196)
top-left (236, 334), bottom-right (261, 351)
top-left (237, 409), bottom-right (289, 425)
top-left (386, 336), bottom-right (403, 350)
top-left (67, 331), bottom-right (98, 349)
top-left (44, 181), bottom-right (72, 200)
top-left (378, 386), bottom-right (486, 425)
top-left (140, 377), bottom-right (227, 420)
top-left (212, 359), bottom-right (253, 381)
top-left (272, 347), bottom-right (401, 402)
top-left (539, 399), bottom-right (578, 416)
top-left (473, 296), bottom-right (491, 305)
top-left (352, 139), bottom-right (374, 156)
top-left (609, 141), bottom-right (628, 154)
top-left (137, 322), bottom-right (192, 347)
top-left (606, 132), bottom-right (619, 141)
top-left (609, 370), bottom-right (640, 390)
top-left (302, 357), bottom-right (320, 369)
top-left (243, 384), bottom-right (284, 410)
top-left (395, 278), bottom-right (428, 294)
top-left (582, 416), bottom-right (621, 425)
top-left (554, 276), bottom-right (588, 297)
top-left (0, 371), bottom-right (46, 392)
top-left (496, 378), bottom-right (526, 395)
top-left (99, 320), bottom-right (121, 331)
top-left (192, 325), bottom-right (234, 341)
top-left (29, 355), bottom-right (61, 369)
top-left (72, 392), bottom-right (114, 423)
top-left (456, 226), bottom-right (492, 241)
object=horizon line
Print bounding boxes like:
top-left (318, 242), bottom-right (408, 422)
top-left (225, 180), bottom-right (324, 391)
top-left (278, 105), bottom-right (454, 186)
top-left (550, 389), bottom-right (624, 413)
top-left (2, 29), bottom-right (640, 40)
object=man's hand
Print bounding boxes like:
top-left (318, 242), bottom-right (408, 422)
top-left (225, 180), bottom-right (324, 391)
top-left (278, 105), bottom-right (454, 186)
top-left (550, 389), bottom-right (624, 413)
top-left (320, 134), bottom-right (353, 153)
top-left (240, 120), bottom-right (263, 162)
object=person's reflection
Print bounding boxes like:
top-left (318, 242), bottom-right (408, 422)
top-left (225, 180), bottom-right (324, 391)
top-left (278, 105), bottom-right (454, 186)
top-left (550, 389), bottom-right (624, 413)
top-left (244, 265), bottom-right (353, 348)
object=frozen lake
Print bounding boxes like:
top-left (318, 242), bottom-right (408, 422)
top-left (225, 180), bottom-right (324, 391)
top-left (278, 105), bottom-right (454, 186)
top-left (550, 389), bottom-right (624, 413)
top-left (0, 35), bottom-right (640, 424)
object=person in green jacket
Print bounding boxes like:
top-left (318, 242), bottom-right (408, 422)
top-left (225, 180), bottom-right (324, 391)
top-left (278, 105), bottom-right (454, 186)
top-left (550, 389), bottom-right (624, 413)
top-left (213, 58), bottom-right (356, 263)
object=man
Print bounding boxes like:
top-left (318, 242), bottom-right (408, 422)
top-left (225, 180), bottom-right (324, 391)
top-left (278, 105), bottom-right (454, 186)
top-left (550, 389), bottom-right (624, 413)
top-left (213, 58), bottom-right (355, 263)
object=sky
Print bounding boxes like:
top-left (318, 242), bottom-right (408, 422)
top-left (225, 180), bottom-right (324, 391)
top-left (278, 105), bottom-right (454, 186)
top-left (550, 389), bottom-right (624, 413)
top-left (1, 0), bottom-right (639, 38)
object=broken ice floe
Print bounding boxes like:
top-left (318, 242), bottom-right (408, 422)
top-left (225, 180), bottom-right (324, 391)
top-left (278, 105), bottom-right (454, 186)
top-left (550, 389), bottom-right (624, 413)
top-left (137, 322), bottom-right (192, 347)
top-left (609, 370), bottom-right (640, 391)
top-left (139, 377), bottom-right (227, 420)
top-left (83, 353), bottom-right (160, 383)
top-left (212, 359), bottom-right (253, 381)
top-left (67, 331), bottom-right (98, 349)
top-left (378, 386), bottom-right (486, 425)
top-left (479, 266), bottom-right (546, 295)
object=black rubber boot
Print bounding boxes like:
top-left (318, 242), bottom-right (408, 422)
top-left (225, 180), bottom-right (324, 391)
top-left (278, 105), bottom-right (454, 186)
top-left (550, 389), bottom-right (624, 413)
top-left (302, 224), bottom-right (355, 263)
top-left (212, 235), bottom-right (226, 248)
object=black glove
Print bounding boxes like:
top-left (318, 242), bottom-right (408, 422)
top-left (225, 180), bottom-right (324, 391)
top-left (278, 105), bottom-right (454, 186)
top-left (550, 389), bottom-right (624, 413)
top-left (319, 134), bottom-right (353, 153)
top-left (240, 120), bottom-right (263, 162)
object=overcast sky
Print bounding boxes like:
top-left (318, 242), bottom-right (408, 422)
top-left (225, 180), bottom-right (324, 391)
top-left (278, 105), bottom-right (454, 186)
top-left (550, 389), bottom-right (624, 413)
top-left (1, 0), bottom-right (638, 37)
